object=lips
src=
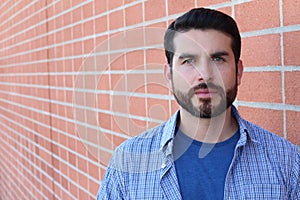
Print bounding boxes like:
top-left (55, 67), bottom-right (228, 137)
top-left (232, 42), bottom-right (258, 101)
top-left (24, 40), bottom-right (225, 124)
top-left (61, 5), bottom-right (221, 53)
top-left (194, 88), bottom-right (217, 98)
top-left (191, 82), bottom-right (221, 99)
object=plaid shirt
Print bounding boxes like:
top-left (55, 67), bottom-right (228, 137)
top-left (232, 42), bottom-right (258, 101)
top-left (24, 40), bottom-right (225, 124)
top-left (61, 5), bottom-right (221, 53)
top-left (97, 106), bottom-right (300, 199)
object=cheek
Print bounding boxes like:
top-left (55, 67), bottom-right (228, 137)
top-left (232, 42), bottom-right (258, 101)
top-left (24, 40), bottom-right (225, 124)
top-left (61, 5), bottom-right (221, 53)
top-left (173, 69), bottom-right (195, 87)
top-left (217, 68), bottom-right (237, 87)
top-left (224, 75), bottom-right (238, 91)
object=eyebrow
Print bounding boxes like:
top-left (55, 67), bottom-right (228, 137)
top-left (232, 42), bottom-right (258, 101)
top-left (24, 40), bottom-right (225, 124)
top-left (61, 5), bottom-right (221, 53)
top-left (176, 51), bottom-right (230, 60)
top-left (210, 51), bottom-right (229, 58)
top-left (177, 53), bottom-right (197, 60)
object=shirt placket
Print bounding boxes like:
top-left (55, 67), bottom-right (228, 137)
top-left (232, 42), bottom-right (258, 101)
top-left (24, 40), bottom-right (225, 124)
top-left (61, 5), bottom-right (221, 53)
top-left (223, 129), bottom-right (248, 199)
top-left (160, 140), bottom-right (183, 200)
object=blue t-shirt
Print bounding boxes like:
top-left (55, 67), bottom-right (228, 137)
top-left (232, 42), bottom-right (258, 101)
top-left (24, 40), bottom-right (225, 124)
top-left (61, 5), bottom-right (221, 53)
top-left (173, 128), bottom-right (239, 200)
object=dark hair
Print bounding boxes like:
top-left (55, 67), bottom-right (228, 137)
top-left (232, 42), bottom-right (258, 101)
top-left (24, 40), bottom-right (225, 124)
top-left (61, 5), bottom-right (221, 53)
top-left (164, 8), bottom-right (241, 67)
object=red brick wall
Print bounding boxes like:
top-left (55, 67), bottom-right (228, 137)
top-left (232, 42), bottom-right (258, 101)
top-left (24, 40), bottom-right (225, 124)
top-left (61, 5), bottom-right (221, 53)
top-left (0, 0), bottom-right (299, 199)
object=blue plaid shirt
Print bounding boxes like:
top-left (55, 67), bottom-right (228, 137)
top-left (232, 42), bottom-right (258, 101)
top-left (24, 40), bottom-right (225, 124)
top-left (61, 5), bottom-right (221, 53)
top-left (97, 106), bottom-right (300, 199)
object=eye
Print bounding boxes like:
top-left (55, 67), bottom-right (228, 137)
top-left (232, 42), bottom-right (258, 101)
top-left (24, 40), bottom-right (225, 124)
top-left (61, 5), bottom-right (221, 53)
top-left (211, 57), bottom-right (225, 63)
top-left (182, 58), bottom-right (195, 65)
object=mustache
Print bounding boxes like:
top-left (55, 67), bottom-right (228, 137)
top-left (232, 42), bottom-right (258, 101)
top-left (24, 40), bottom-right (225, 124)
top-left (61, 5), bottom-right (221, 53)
top-left (184, 82), bottom-right (224, 98)
top-left (193, 82), bottom-right (222, 91)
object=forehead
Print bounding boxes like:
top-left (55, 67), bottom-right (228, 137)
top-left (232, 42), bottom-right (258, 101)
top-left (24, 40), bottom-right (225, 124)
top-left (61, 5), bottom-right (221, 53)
top-left (173, 29), bottom-right (233, 56)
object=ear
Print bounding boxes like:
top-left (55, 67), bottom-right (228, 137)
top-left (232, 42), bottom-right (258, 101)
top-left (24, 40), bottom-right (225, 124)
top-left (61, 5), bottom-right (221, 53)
top-left (164, 63), bottom-right (173, 90)
top-left (237, 60), bottom-right (244, 86)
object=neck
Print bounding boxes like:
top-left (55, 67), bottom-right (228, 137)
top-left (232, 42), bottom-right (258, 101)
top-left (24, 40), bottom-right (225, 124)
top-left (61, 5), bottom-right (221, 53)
top-left (178, 106), bottom-right (239, 143)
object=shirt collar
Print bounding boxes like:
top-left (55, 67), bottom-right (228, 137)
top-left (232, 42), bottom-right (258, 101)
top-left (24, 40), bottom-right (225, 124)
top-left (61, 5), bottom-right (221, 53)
top-left (160, 106), bottom-right (260, 151)
top-left (160, 110), bottom-right (180, 151)
top-left (231, 106), bottom-right (260, 145)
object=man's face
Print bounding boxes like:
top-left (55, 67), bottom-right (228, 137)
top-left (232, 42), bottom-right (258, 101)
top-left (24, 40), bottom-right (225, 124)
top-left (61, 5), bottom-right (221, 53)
top-left (167, 29), bottom-right (243, 118)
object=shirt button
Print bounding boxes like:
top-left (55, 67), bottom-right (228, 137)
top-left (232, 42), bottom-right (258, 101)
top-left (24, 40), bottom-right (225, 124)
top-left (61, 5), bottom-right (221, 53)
top-left (161, 163), bottom-right (166, 169)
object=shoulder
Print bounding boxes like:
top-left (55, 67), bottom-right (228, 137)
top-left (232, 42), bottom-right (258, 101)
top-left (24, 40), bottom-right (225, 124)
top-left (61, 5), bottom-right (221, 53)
top-left (243, 118), bottom-right (297, 152)
top-left (241, 118), bottom-right (299, 165)
top-left (108, 122), bottom-right (167, 172)
top-left (242, 119), bottom-right (300, 196)
top-left (117, 122), bottom-right (166, 153)
top-left (232, 106), bottom-right (298, 155)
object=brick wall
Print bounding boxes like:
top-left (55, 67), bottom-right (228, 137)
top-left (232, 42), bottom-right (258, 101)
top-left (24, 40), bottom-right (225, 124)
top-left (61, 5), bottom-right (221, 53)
top-left (0, 0), bottom-right (299, 199)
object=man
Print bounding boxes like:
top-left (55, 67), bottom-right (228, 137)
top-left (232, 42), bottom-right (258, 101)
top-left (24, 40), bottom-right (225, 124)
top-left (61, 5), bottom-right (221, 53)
top-left (97, 8), bottom-right (299, 199)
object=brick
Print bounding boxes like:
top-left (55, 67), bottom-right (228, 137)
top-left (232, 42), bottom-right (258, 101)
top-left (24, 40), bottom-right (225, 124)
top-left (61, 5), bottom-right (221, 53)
top-left (113, 135), bottom-right (127, 147)
top-left (111, 94), bottom-right (128, 113)
top-left (83, 20), bottom-right (94, 37)
top-left (83, 2), bottom-right (93, 19)
top-left (283, 31), bottom-right (300, 65)
top-left (238, 106), bottom-right (284, 136)
top-left (77, 156), bottom-right (88, 173)
top-left (146, 21), bottom-right (168, 29)
top-left (147, 98), bottom-right (170, 121)
top-left (97, 74), bottom-right (110, 90)
top-left (111, 74), bottom-right (126, 91)
top-left (61, 190), bottom-right (72, 199)
top-left (126, 50), bottom-right (144, 70)
top-left (98, 149), bottom-right (112, 167)
top-left (235, 0), bottom-right (280, 32)
top-left (171, 99), bottom-right (179, 114)
top-left (168, 0), bottom-right (195, 15)
top-left (125, 3), bottom-right (143, 26)
top-left (89, 179), bottom-right (100, 197)
top-left (95, 35), bottom-right (109, 50)
top-left (145, 24), bottom-right (166, 46)
top-left (63, 12), bottom-right (72, 26)
top-left (98, 112), bottom-right (112, 130)
top-left (70, 182), bottom-right (79, 199)
top-left (79, 188), bottom-right (88, 200)
top-left (128, 118), bottom-right (147, 137)
top-left (95, 16), bottom-right (107, 34)
top-left (64, 43), bottom-right (72, 57)
top-left (112, 115), bottom-right (129, 135)
top-left (73, 40), bottom-right (83, 55)
top-left (145, 0), bottom-right (166, 21)
top-left (83, 38), bottom-right (95, 54)
top-left (146, 49), bottom-right (165, 68)
top-left (109, 10), bottom-right (124, 30)
top-left (95, 0), bottom-right (107, 15)
top-left (128, 96), bottom-right (146, 116)
top-left (282, 0), bottom-right (300, 26)
top-left (285, 71), bottom-right (300, 105)
top-left (68, 152), bottom-right (77, 167)
top-left (72, 0), bottom-right (83, 7)
top-left (125, 28), bottom-right (145, 50)
top-left (197, 0), bottom-right (229, 7)
top-left (146, 73), bottom-right (169, 95)
top-left (108, 0), bottom-right (123, 10)
top-left (238, 72), bottom-right (282, 103)
top-left (217, 6), bottom-right (232, 17)
top-left (241, 34), bottom-right (281, 67)
top-left (97, 94), bottom-right (111, 110)
top-left (110, 53), bottom-right (125, 70)
top-left (125, 0), bottom-right (136, 3)
top-left (82, 125), bottom-right (98, 148)
top-left (72, 7), bottom-right (82, 23)
top-left (77, 140), bottom-right (88, 157)
top-left (286, 111), bottom-right (300, 145)
top-left (148, 119), bottom-right (163, 130)
top-left (89, 162), bottom-right (100, 179)
top-left (127, 73), bottom-right (146, 93)
top-left (56, 15), bottom-right (64, 29)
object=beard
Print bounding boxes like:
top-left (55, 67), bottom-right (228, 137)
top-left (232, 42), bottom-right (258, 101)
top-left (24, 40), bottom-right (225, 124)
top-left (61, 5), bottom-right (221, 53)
top-left (172, 81), bottom-right (237, 118)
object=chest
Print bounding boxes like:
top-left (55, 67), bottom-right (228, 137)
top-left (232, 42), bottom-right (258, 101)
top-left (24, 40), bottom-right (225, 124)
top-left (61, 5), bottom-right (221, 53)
top-left (120, 145), bottom-right (289, 199)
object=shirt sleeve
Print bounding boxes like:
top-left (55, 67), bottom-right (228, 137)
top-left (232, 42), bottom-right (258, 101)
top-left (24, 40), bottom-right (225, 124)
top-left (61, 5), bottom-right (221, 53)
top-left (96, 166), bottom-right (123, 200)
top-left (290, 150), bottom-right (300, 199)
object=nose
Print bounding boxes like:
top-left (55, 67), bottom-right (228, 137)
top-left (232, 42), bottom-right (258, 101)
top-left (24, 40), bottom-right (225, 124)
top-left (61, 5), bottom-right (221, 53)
top-left (193, 59), bottom-right (213, 82)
